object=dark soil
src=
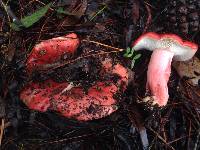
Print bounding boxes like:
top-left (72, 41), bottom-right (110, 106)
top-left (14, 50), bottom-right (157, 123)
top-left (0, 0), bottom-right (200, 150)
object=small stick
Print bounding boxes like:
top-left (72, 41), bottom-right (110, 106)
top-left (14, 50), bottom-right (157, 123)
top-left (0, 0), bottom-right (20, 23)
top-left (143, 3), bottom-right (152, 33)
top-left (194, 128), bottom-right (200, 150)
top-left (82, 39), bottom-right (125, 52)
top-left (0, 119), bottom-right (5, 146)
top-left (167, 134), bottom-right (193, 145)
top-left (89, 5), bottom-right (107, 21)
top-left (61, 82), bottom-right (75, 94)
top-left (29, 39), bottom-right (125, 77)
top-left (40, 49), bottom-right (121, 71)
top-left (147, 126), bottom-right (176, 150)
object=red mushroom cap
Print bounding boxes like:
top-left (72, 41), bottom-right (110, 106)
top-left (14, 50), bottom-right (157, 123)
top-left (26, 33), bottom-right (80, 73)
top-left (20, 80), bottom-right (119, 121)
top-left (21, 33), bottom-right (130, 121)
top-left (132, 32), bottom-right (160, 51)
top-left (20, 59), bottom-right (129, 121)
top-left (132, 32), bottom-right (198, 61)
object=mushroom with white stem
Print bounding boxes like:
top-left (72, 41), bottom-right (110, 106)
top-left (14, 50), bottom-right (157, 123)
top-left (132, 32), bottom-right (198, 107)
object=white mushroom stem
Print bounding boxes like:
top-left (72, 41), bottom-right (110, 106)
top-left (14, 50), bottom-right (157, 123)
top-left (146, 49), bottom-right (174, 106)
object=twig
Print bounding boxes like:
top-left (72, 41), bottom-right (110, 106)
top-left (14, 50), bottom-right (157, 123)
top-left (82, 39), bottom-right (124, 52)
top-left (187, 120), bottom-right (192, 149)
top-left (143, 2), bottom-right (152, 33)
top-left (42, 133), bottom-right (95, 144)
top-left (36, 15), bottom-right (52, 42)
top-left (89, 5), bottom-right (107, 21)
top-left (0, 119), bottom-right (5, 146)
top-left (0, 16), bottom-right (5, 31)
top-left (194, 128), bottom-right (200, 150)
top-left (0, 0), bottom-right (20, 23)
top-left (61, 82), bottom-right (75, 94)
top-left (148, 3), bottom-right (170, 28)
top-left (147, 126), bottom-right (175, 150)
top-left (143, 1), bottom-right (156, 9)
top-left (39, 49), bottom-right (122, 72)
top-left (167, 134), bottom-right (193, 145)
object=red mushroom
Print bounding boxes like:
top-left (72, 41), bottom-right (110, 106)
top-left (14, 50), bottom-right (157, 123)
top-left (20, 33), bottom-right (129, 121)
top-left (26, 33), bottom-right (79, 73)
top-left (132, 32), bottom-right (198, 106)
top-left (20, 60), bottom-right (128, 121)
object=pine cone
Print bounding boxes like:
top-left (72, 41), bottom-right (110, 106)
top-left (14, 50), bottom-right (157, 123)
top-left (165, 0), bottom-right (199, 36)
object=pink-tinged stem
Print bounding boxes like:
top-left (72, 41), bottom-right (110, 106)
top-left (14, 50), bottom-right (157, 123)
top-left (146, 49), bottom-right (174, 106)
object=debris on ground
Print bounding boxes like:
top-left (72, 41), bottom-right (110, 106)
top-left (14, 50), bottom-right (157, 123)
top-left (0, 0), bottom-right (199, 149)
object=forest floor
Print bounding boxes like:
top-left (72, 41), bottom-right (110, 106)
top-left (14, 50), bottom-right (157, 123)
top-left (0, 0), bottom-right (200, 150)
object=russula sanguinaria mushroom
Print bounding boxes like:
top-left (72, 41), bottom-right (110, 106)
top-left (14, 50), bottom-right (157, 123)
top-left (26, 33), bottom-right (79, 73)
top-left (132, 32), bottom-right (198, 106)
top-left (20, 59), bottom-right (128, 121)
top-left (20, 33), bottom-right (129, 121)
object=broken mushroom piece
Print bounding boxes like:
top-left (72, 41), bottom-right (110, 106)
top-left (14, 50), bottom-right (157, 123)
top-left (26, 33), bottom-right (80, 73)
top-left (132, 32), bottom-right (198, 106)
top-left (20, 60), bottom-right (129, 121)
top-left (20, 33), bottom-right (128, 121)
top-left (20, 80), bottom-right (119, 121)
top-left (20, 32), bottom-right (129, 121)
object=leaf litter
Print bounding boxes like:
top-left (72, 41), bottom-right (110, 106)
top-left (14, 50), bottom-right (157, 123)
top-left (0, 0), bottom-right (200, 149)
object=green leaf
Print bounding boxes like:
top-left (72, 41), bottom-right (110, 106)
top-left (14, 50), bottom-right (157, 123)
top-left (131, 59), bottom-right (135, 69)
top-left (21, 3), bottom-right (52, 27)
top-left (123, 53), bottom-right (128, 57)
top-left (11, 3), bottom-right (52, 31)
top-left (127, 48), bottom-right (135, 57)
top-left (131, 47), bottom-right (135, 53)
top-left (126, 47), bottom-right (131, 53)
top-left (123, 47), bottom-right (131, 57)
top-left (126, 53), bottom-right (134, 58)
top-left (10, 22), bottom-right (22, 31)
top-left (133, 54), bottom-right (142, 60)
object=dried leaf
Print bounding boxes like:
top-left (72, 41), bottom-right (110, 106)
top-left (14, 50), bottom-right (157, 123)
top-left (56, 7), bottom-right (76, 16)
top-left (173, 57), bottom-right (200, 86)
top-left (72, 0), bottom-right (87, 18)
top-left (56, 0), bottom-right (87, 27)
top-left (0, 97), bottom-right (5, 118)
top-left (132, 0), bottom-right (140, 24)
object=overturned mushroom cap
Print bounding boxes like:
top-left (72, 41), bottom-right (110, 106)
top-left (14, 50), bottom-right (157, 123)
top-left (26, 33), bottom-right (80, 73)
top-left (21, 31), bottom-right (129, 121)
top-left (20, 59), bottom-right (129, 121)
top-left (132, 32), bottom-right (198, 61)
top-left (20, 80), bottom-right (119, 121)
